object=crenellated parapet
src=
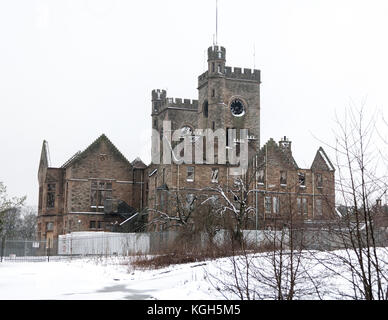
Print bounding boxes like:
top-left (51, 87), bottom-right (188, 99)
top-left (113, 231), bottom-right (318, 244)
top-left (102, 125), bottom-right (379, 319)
top-left (224, 66), bottom-right (261, 82)
top-left (165, 97), bottom-right (199, 110)
top-left (152, 89), bottom-right (198, 114)
top-left (198, 66), bottom-right (261, 88)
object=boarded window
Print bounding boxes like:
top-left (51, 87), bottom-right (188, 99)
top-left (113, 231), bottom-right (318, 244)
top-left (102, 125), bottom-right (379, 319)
top-left (187, 167), bottom-right (195, 182)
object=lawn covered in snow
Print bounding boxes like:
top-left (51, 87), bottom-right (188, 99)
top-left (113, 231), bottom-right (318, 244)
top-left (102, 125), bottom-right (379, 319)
top-left (0, 248), bottom-right (387, 300)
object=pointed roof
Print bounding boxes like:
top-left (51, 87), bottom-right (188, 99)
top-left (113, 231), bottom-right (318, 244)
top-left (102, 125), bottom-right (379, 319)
top-left (61, 134), bottom-right (131, 169)
top-left (38, 140), bottom-right (49, 171)
top-left (311, 147), bottom-right (335, 171)
top-left (131, 157), bottom-right (147, 169)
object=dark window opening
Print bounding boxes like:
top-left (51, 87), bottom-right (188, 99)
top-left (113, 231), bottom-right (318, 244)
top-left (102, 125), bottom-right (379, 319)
top-left (280, 171), bottom-right (287, 185)
top-left (46, 184), bottom-right (56, 208)
top-left (203, 101), bottom-right (208, 118)
top-left (298, 173), bottom-right (306, 187)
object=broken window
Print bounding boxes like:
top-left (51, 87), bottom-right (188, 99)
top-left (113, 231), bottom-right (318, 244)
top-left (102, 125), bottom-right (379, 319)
top-left (211, 168), bottom-right (219, 183)
top-left (298, 172), bottom-right (306, 187)
top-left (91, 181), bottom-right (113, 210)
top-left (280, 171), bottom-right (287, 185)
top-left (187, 166), bottom-right (195, 182)
top-left (257, 169), bottom-right (265, 185)
top-left (316, 173), bottom-right (323, 188)
top-left (46, 184), bottom-right (56, 208)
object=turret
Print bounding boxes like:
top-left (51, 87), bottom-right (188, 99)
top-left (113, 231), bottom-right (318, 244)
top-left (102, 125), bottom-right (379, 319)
top-left (208, 45), bottom-right (226, 76)
top-left (152, 89), bottom-right (167, 115)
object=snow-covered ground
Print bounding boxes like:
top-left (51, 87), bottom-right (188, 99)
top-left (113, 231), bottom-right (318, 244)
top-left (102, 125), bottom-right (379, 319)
top-left (0, 248), bottom-right (387, 300)
top-left (0, 256), bottom-right (221, 300)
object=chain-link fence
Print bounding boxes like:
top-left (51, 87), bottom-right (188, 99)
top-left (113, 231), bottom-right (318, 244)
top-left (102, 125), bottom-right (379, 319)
top-left (2, 227), bottom-right (387, 263)
top-left (0, 238), bottom-right (66, 262)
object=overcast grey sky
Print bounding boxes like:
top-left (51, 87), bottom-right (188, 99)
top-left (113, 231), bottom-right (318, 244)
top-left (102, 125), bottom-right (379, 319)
top-left (1, 0), bottom-right (388, 206)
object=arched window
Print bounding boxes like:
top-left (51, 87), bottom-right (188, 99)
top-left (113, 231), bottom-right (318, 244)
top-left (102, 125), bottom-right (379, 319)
top-left (203, 100), bottom-right (209, 118)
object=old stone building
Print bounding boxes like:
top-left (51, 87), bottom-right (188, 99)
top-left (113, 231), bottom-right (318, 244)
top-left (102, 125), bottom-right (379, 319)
top-left (37, 44), bottom-right (336, 239)
top-left (37, 134), bottom-right (147, 244)
top-left (147, 44), bottom-right (336, 230)
top-left (252, 138), bottom-right (336, 229)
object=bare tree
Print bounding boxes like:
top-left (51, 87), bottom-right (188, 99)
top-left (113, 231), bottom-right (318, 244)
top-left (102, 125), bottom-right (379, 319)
top-left (0, 182), bottom-right (26, 238)
top-left (314, 106), bottom-right (388, 300)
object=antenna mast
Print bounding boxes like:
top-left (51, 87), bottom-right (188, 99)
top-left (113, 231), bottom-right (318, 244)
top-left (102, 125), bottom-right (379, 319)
top-left (216, 0), bottom-right (218, 45)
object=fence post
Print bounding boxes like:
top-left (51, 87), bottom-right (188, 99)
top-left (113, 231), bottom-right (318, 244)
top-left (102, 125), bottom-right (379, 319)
top-left (0, 237), bottom-right (5, 263)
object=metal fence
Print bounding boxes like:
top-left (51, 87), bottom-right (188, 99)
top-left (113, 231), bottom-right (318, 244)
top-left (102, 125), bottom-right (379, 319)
top-left (2, 227), bottom-right (387, 262)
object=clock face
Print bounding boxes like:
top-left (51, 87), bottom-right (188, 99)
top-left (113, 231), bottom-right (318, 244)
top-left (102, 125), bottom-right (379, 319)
top-left (230, 99), bottom-right (245, 116)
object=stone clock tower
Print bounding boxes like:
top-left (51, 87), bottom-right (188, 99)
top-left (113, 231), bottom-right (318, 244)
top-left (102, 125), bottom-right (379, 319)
top-left (197, 45), bottom-right (261, 151)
